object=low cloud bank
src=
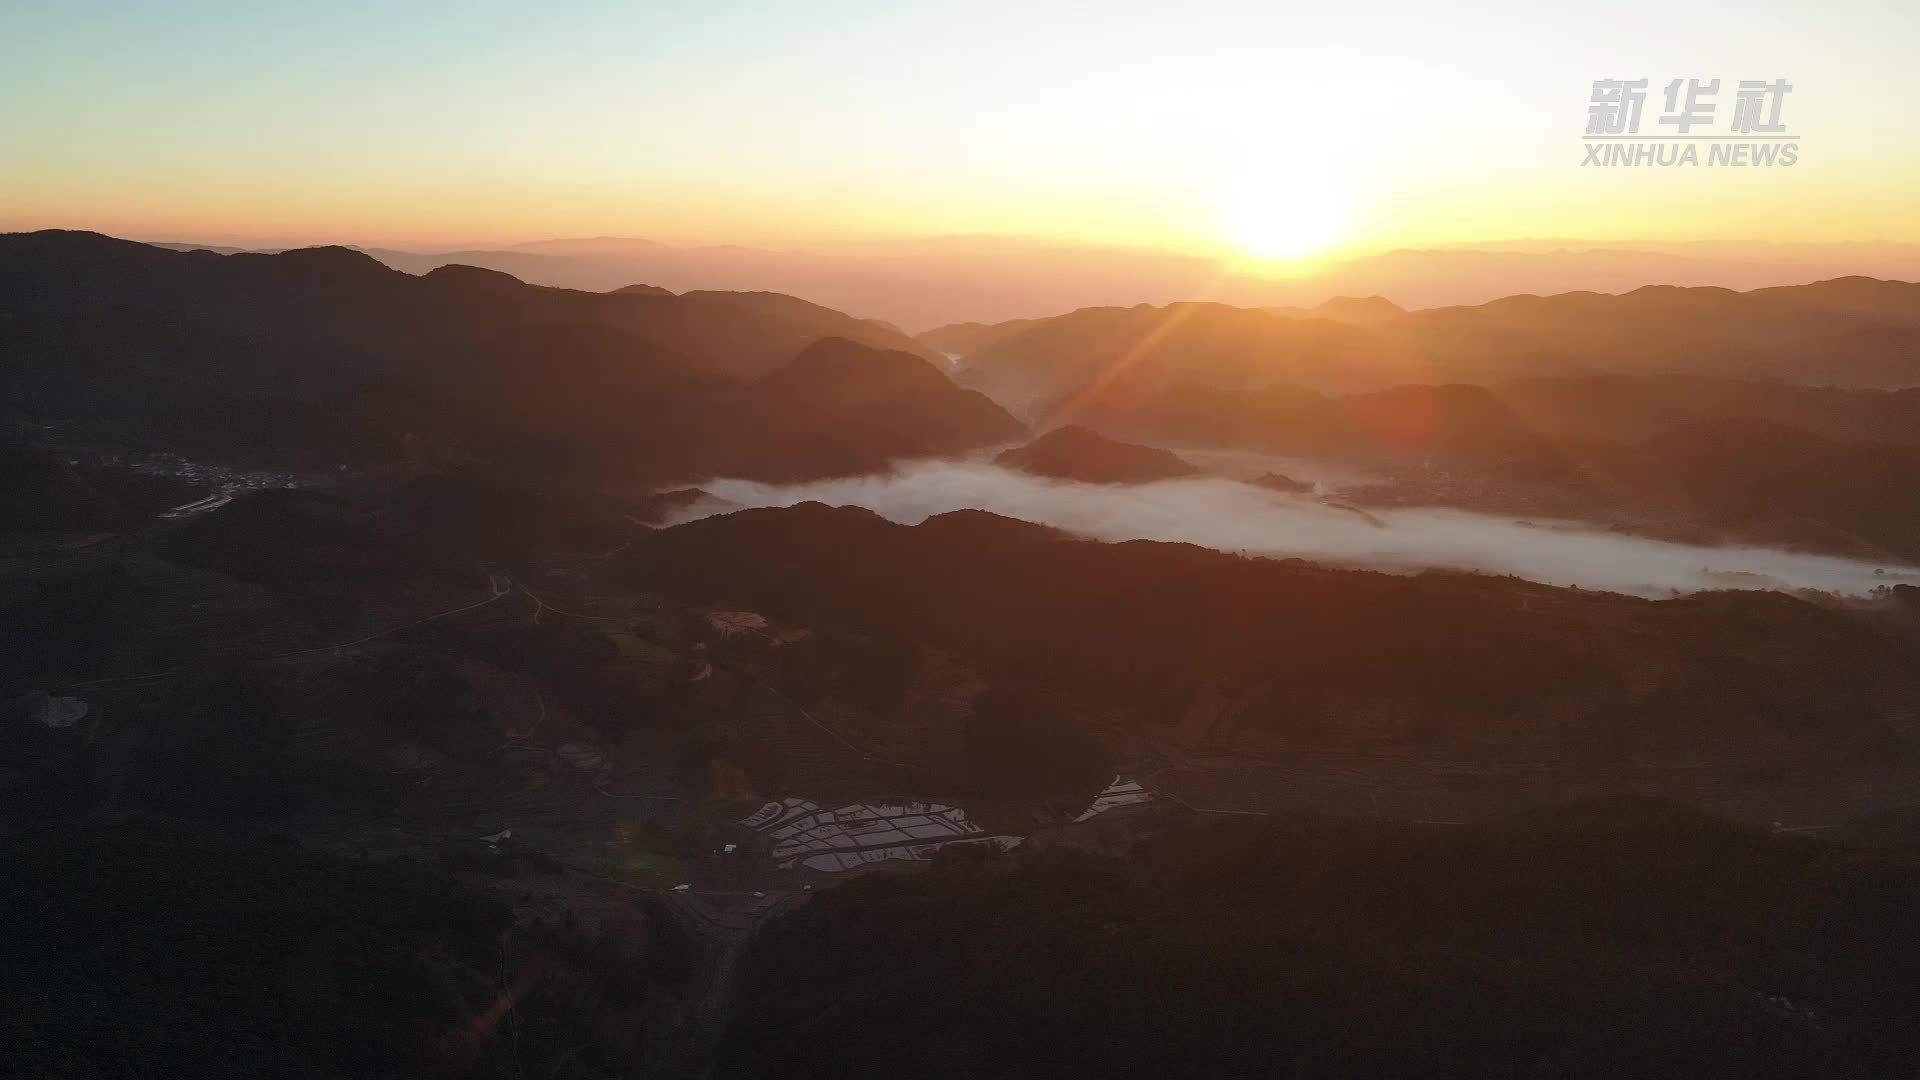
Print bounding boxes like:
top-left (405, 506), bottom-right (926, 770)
top-left (667, 460), bottom-right (1920, 598)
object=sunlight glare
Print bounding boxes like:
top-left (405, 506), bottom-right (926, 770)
top-left (1223, 173), bottom-right (1352, 260)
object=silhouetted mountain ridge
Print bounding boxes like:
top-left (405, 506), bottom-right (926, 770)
top-left (0, 231), bottom-right (1009, 481)
top-left (996, 425), bottom-right (1198, 483)
top-left (951, 278), bottom-right (1920, 409)
top-left (715, 339), bottom-right (1026, 481)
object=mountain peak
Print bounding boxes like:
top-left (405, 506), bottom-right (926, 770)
top-left (240, 244), bottom-right (396, 280)
top-left (1315, 295), bottom-right (1406, 322)
top-left (771, 336), bottom-right (953, 392)
top-left (996, 425), bottom-right (1199, 484)
top-left (422, 263), bottom-right (525, 288)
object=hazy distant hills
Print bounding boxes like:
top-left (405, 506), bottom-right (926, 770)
top-left (1263, 294), bottom-right (1408, 324)
top-left (152, 234), bottom-right (1920, 332)
top-left (946, 277), bottom-right (1920, 410)
top-left (387, 234), bottom-right (1920, 329)
top-left (1066, 375), bottom-right (1920, 461)
top-left (1492, 375), bottom-right (1920, 447)
top-left (0, 231), bottom-right (1014, 481)
top-left (916, 316), bottom-right (1049, 357)
top-left (952, 302), bottom-right (1412, 409)
top-left (923, 296), bottom-right (1399, 362)
top-left (1046, 375), bottom-right (1920, 561)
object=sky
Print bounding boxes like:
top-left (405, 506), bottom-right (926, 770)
top-left (4, 1), bottom-right (1918, 259)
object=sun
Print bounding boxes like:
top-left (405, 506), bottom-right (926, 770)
top-left (1223, 174), bottom-right (1352, 261)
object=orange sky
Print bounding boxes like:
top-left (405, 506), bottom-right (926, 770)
top-left (4, 2), bottom-right (1917, 259)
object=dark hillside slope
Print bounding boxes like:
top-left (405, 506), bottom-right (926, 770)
top-left (1, 818), bottom-right (691, 1079)
top-left (724, 801), bottom-right (1920, 1080)
top-left (714, 338), bottom-right (1025, 481)
top-left (0, 232), bottom-right (1014, 481)
top-left (617, 505), bottom-right (1920, 794)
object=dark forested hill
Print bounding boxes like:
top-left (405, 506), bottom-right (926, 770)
top-left (714, 337), bottom-right (1026, 481)
top-left (1, 818), bottom-right (693, 1079)
top-left (723, 801), bottom-right (1920, 1080)
top-left (615, 504), bottom-right (1920, 814)
top-left (0, 232), bottom-right (1016, 482)
top-left (995, 425), bottom-right (1198, 483)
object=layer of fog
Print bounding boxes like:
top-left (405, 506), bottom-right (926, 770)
top-left (666, 461), bottom-right (1920, 598)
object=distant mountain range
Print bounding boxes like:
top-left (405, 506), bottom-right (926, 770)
top-left (15, 230), bottom-right (1920, 564)
top-left (941, 277), bottom-right (1920, 410)
top-left (1021, 372), bottom-right (1920, 562)
top-left (154, 234), bottom-right (1920, 332)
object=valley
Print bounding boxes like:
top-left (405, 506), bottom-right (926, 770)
top-left (6, 232), bottom-right (1920, 1078)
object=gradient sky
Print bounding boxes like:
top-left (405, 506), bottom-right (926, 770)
top-left (4, 1), bottom-right (1917, 256)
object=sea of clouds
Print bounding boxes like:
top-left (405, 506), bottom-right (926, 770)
top-left (663, 460), bottom-right (1920, 598)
